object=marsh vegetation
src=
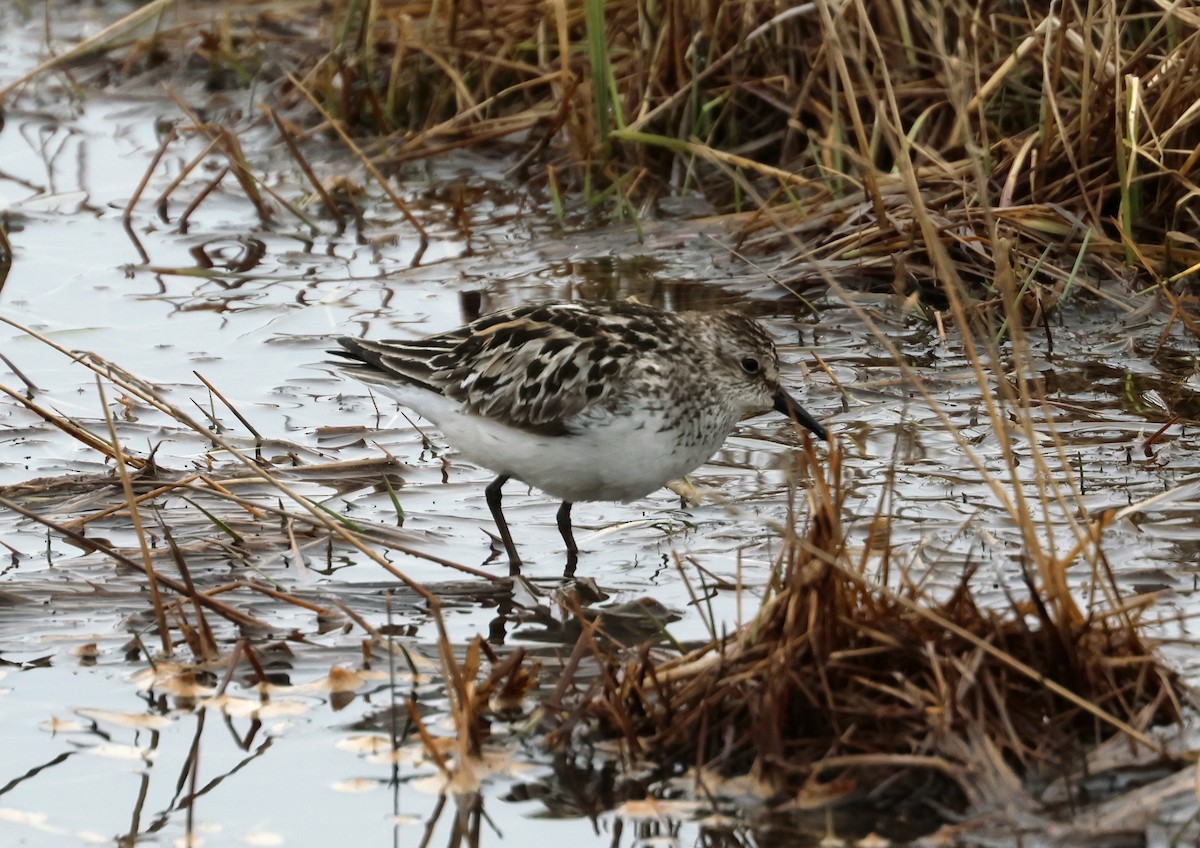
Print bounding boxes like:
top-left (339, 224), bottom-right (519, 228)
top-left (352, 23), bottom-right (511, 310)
top-left (1, 1), bottom-right (1199, 845)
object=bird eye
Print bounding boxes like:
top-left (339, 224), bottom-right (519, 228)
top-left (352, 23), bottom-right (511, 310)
top-left (740, 357), bottom-right (760, 374)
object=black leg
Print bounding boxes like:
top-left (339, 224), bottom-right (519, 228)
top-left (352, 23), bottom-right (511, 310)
top-left (485, 475), bottom-right (522, 568)
top-left (556, 501), bottom-right (578, 575)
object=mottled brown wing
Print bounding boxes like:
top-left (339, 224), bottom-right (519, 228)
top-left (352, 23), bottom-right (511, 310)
top-left (431, 304), bottom-right (631, 433)
top-left (335, 302), bottom-right (670, 433)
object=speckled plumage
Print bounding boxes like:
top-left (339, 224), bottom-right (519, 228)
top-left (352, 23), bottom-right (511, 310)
top-left (333, 300), bottom-right (826, 571)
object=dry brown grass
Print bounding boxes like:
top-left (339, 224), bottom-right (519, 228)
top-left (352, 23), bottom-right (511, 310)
top-left (543, 435), bottom-right (1187, 823)
top-left (2, 0), bottom-right (1197, 835)
top-left (7, 1), bottom-right (1199, 319)
top-left (9, 2), bottom-right (1200, 304)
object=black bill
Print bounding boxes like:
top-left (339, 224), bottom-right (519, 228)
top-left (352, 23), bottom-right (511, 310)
top-left (773, 388), bottom-right (828, 440)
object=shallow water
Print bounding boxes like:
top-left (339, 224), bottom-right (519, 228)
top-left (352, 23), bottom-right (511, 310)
top-left (1, 3), bottom-right (1199, 846)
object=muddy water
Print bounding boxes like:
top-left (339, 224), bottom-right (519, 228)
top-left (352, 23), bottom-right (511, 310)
top-left (1, 4), bottom-right (1199, 847)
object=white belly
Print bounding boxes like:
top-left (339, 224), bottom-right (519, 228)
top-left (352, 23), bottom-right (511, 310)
top-left (454, 415), bottom-right (719, 503)
top-left (380, 385), bottom-right (724, 502)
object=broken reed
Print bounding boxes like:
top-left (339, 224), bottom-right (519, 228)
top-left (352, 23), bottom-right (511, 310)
top-left (0, 318), bottom-right (513, 670)
top-left (0, 341), bottom-right (537, 804)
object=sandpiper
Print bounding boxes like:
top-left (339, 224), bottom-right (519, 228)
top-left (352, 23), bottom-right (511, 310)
top-left (333, 300), bottom-right (826, 572)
